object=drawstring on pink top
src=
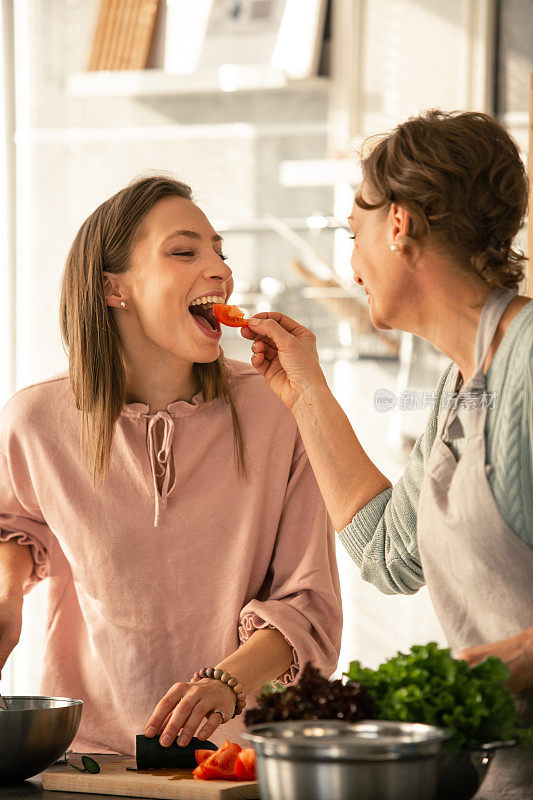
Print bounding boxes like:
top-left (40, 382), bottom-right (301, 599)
top-left (146, 411), bottom-right (175, 527)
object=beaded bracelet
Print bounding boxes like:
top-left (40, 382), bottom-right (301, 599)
top-left (190, 668), bottom-right (247, 717)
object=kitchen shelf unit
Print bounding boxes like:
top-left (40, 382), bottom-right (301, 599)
top-left (66, 68), bottom-right (330, 98)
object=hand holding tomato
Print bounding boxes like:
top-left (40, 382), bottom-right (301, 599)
top-left (241, 312), bottom-right (328, 411)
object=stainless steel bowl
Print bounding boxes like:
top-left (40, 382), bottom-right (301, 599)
top-left (0, 696), bottom-right (82, 784)
top-left (244, 719), bottom-right (450, 800)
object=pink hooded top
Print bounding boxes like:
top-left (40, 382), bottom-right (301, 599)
top-left (0, 359), bottom-right (342, 754)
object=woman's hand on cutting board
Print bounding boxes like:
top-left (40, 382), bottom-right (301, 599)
top-left (144, 679), bottom-right (236, 748)
top-left (459, 625), bottom-right (533, 694)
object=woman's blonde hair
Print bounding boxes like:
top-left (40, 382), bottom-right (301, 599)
top-left (59, 174), bottom-right (246, 486)
top-left (357, 110), bottom-right (529, 290)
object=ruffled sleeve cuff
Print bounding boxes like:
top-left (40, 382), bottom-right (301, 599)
top-left (238, 611), bottom-right (300, 685)
top-left (0, 529), bottom-right (50, 594)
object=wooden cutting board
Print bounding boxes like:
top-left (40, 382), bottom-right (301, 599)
top-left (42, 753), bottom-right (260, 799)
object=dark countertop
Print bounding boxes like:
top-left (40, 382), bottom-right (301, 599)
top-left (0, 774), bottom-right (147, 800)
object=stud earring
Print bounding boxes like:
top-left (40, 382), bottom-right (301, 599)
top-left (120, 301), bottom-right (127, 308)
top-left (390, 243), bottom-right (400, 253)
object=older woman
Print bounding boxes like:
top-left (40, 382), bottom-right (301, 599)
top-left (0, 175), bottom-right (341, 753)
top-left (242, 110), bottom-right (532, 798)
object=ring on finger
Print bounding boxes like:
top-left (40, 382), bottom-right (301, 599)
top-left (211, 708), bottom-right (227, 724)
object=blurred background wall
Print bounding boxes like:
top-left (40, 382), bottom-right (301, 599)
top-left (1, 0), bottom-right (532, 695)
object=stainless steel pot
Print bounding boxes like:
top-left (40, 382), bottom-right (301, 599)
top-left (0, 696), bottom-right (82, 784)
top-left (436, 740), bottom-right (516, 800)
top-left (244, 720), bottom-right (450, 800)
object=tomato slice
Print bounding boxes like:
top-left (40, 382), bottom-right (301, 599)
top-left (234, 748), bottom-right (257, 781)
top-left (192, 762), bottom-right (212, 780)
top-left (194, 749), bottom-right (215, 765)
top-left (193, 740), bottom-right (242, 781)
top-left (213, 304), bottom-right (249, 327)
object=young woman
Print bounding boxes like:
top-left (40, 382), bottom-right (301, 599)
top-left (242, 110), bottom-right (533, 797)
top-left (0, 175), bottom-right (342, 754)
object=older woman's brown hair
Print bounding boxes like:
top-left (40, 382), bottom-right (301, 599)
top-left (59, 175), bottom-right (246, 485)
top-left (357, 109), bottom-right (528, 290)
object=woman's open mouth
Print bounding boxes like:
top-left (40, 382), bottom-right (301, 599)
top-left (188, 299), bottom-right (222, 340)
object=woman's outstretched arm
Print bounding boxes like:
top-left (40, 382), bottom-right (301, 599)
top-left (291, 383), bottom-right (392, 531)
top-left (243, 313), bottom-right (391, 531)
top-left (242, 313), bottom-right (454, 596)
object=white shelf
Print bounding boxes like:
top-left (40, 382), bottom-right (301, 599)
top-left (280, 158), bottom-right (362, 188)
top-left (66, 68), bottom-right (329, 98)
top-left (212, 217), bottom-right (347, 233)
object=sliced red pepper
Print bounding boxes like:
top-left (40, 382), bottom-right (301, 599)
top-left (193, 740), bottom-right (242, 781)
top-left (198, 753), bottom-right (237, 780)
top-left (234, 748), bottom-right (257, 781)
top-left (192, 762), bottom-right (212, 780)
top-left (213, 304), bottom-right (249, 327)
top-left (194, 749), bottom-right (215, 766)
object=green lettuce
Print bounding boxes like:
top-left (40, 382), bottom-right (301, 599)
top-left (344, 642), bottom-right (533, 752)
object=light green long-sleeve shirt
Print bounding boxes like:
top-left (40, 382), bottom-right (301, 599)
top-left (339, 300), bottom-right (533, 595)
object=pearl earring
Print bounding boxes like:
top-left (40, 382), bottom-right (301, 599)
top-left (390, 243), bottom-right (400, 253)
top-left (120, 301), bottom-right (127, 308)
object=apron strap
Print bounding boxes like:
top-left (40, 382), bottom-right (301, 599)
top-left (468, 287), bottom-right (518, 390)
top-left (438, 287), bottom-right (517, 439)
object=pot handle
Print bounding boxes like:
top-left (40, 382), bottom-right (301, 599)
top-left (479, 740), bottom-right (516, 752)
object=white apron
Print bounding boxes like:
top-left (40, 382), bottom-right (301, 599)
top-left (417, 288), bottom-right (533, 799)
